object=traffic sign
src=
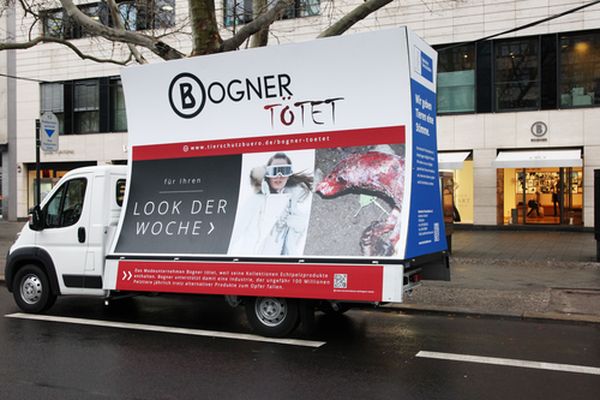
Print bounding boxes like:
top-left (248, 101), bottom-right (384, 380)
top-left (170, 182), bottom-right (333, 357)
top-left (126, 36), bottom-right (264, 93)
top-left (40, 112), bottom-right (59, 152)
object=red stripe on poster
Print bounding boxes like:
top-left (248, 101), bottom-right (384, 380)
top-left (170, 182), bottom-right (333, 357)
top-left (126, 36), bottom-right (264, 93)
top-left (132, 126), bottom-right (405, 161)
top-left (116, 261), bottom-right (383, 302)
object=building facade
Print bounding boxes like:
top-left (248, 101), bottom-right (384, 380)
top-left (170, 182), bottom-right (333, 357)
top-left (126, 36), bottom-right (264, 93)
top-left (2, 0), bottom-right (600, 228)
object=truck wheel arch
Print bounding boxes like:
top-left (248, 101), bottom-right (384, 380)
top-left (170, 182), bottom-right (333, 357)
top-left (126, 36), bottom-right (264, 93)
top-left (5, 247), bottom-right (61, 296)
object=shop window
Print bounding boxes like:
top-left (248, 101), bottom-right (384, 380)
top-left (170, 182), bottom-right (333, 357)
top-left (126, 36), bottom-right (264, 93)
top-left (437, 44), bottom-right (476, 114)
top-left (223, 0), bottom-right (320, 27)
top-left (559, 31), bottom-right (600, 108)
top-left (74, 80), bottom-right (100, 134)
top-left (495, 38), bottom-right (540, 111)
top-left (501, 167), bottom-right (583, 226)
top-left (110, 79), bottom-right (127, 132)
top-left (41, 83), bottom-right (65, 135)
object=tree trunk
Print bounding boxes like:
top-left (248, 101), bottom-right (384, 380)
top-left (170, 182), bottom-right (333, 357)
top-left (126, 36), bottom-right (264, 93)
top-left (250, 0), bottom-right (270, 48)
top-left (189, 0), bottom-right (223, 56)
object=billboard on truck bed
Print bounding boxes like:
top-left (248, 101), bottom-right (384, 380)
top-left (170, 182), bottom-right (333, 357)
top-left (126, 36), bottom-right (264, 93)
top-left (114, 28), bottom-right (446, 264)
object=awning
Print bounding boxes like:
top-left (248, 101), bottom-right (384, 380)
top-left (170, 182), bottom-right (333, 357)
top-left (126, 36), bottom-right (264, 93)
top-left (438, 151), bottom-right (471, 170)
top-left (493, 149), bottom-right (582, 168)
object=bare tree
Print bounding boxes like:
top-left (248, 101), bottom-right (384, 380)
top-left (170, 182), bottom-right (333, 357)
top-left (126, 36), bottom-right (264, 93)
top-left (0, 0), bottom-right (394, 63)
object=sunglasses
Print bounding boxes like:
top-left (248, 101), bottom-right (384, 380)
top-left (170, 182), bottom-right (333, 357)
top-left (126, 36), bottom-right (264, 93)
top-left (265, 164), bottom-right (293, 178)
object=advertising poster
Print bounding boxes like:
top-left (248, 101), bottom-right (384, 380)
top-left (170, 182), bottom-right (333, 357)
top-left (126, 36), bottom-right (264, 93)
top-left (112, 28), bottom-right (445, 300)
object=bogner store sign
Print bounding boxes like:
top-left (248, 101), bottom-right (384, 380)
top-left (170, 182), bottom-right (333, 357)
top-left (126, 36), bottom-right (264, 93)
top-left (112, 28), bottom-right (446, 301)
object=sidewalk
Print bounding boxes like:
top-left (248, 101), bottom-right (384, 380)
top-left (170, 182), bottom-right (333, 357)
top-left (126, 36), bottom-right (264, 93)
top-left (395, 230), bottom-right (600, 324)
top-left (1, 220), bottom-right (599, 323)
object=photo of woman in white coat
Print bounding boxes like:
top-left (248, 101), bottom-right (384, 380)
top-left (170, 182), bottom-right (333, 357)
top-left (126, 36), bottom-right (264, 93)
top-left (228, 151), bottom-right (314, 256)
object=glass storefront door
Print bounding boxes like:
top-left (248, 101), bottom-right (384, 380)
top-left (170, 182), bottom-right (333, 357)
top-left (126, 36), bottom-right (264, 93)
top-left (502, 167), bottom-right (583, 226)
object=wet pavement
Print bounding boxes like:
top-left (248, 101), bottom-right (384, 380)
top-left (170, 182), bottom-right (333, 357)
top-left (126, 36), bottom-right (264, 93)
top-left (2, 219), bottom-right (599, 323)
top-left (0, 289), bottom-right (598, 400)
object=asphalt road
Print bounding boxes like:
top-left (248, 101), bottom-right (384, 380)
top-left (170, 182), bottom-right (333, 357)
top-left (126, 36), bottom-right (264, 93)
top-left (0, 287), bottom-right (598, 400)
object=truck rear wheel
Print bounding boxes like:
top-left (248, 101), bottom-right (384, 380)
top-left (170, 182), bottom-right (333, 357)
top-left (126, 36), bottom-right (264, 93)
top-left (245, 297), bottom-right (299, 337)
top-left (13, 265), bottom-right (56, 313)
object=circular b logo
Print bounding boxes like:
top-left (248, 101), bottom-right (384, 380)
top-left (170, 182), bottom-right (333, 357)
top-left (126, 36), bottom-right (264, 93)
top-left (531, 121), bottom-right (548, 137)
top-left (168, 73), bottom-right (206, 119)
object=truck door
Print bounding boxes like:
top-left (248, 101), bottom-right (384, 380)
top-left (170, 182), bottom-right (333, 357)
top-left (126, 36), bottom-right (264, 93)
top-left (36, 176), bottom-right (92, 294)
top-left (84, 174), bottom-right (122, 290)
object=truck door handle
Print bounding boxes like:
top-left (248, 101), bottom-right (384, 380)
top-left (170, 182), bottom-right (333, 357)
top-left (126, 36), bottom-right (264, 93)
top-left (78, 227), bottom-right (86, 243)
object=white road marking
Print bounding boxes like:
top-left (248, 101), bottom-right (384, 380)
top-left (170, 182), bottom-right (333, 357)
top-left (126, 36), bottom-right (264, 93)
top-left (416, 351), bottom-right (600, 376)
top-left (5, 313), bottom-right (325, 348)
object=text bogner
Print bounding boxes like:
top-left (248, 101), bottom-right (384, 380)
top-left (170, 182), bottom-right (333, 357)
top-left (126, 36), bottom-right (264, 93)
top-left (185, 73), bottom-right (292, 105)
top-left (170, 72), bottom-right (344, 128)
top-left (170, 72), bottom-right (293, 118)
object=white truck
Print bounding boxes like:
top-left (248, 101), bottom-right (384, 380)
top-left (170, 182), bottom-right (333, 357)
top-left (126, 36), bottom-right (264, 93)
top-left (6, 28), bottom-right (450, 337)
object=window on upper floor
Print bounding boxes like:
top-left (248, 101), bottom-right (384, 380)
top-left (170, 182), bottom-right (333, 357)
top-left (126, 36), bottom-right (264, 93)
top-left (41, 83), bottom-right (65, 135)
top-left (42, 3), bottom-right (109, 40)
top-left (223, 0), bottom-right (320, 27)
top-left (110, 78), bottom-right (128, 132)
top-left (494, 37), bottom-right (540, 111)
top-left (41, 0), bottom-right (175, 40)
top-left (118, 0), bottom-right (175, 30)
top-left (559, 32), bottom-right (600, 108)
top-left (40, 77), bottom-right (127, 135)
top-left (74, 80), bottom-right (100, 133)
top-left (437, 44), bottom-right (476, 114)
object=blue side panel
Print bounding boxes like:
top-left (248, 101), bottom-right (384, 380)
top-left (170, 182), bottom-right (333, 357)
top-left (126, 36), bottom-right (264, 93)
top-left (405, 79), bottom-right (447, 259)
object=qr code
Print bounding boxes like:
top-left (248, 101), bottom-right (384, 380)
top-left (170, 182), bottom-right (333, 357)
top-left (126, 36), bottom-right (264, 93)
top-left (433, 222), bottom-right (440, 242)
top-left (334, 274), bottom-right (348, 289)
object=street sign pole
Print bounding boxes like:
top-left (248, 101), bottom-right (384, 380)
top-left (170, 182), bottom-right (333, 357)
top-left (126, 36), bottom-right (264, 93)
top-left (35, 119), bottom-right (41, 207)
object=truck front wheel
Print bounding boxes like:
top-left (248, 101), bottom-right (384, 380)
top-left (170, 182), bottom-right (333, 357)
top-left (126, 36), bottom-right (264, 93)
top-left (13, 265), bottom-right (56, 313)
top-left (245, 297), bottom-right (299, 337)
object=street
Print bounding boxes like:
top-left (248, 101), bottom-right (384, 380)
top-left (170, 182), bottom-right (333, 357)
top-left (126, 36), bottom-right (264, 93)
top-left (0, 287), bottom-right (598, 400)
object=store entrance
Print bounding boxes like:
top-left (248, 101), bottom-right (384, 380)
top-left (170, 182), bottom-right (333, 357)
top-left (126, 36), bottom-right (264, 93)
top-left (502, 167), bottom-right (583, 226)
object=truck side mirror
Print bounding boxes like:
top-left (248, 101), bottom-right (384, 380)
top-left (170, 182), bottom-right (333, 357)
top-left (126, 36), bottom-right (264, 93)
top-left (29, 205), bottom-right (44, 231)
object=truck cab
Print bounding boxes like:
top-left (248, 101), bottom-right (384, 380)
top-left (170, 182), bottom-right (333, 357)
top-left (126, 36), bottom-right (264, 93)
top-left (5, 165), bottom-right (127, 311)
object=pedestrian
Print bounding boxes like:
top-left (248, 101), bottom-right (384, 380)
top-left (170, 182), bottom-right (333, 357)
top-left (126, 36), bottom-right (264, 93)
top-left (527, 191), bottom-right (541, 217)
top-left (552, 182), bottom-right (561, 216)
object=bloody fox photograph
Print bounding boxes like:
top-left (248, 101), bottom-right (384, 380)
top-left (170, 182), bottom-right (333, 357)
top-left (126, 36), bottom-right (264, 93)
top-left (304, 144), bottom-right (406, 257)
top-left (228, 150), bottom-right (315, 256)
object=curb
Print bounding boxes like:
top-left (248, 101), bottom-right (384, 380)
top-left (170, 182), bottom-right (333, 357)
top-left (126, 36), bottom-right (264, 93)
top-left (384, 303), bottom-right (600, 325)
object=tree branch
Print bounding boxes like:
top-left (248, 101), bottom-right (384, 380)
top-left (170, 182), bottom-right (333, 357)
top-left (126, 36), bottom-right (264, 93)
top-left (318, 0), bottom-right (394, 38)
top-left (0, 36), bottom-right (132, 65)
top-left (106, 0), bottom-right (147, 63)
top-left (59, 0), bottom-right (185, 60)
top-left (221, 0), bottom-right (295, 52)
